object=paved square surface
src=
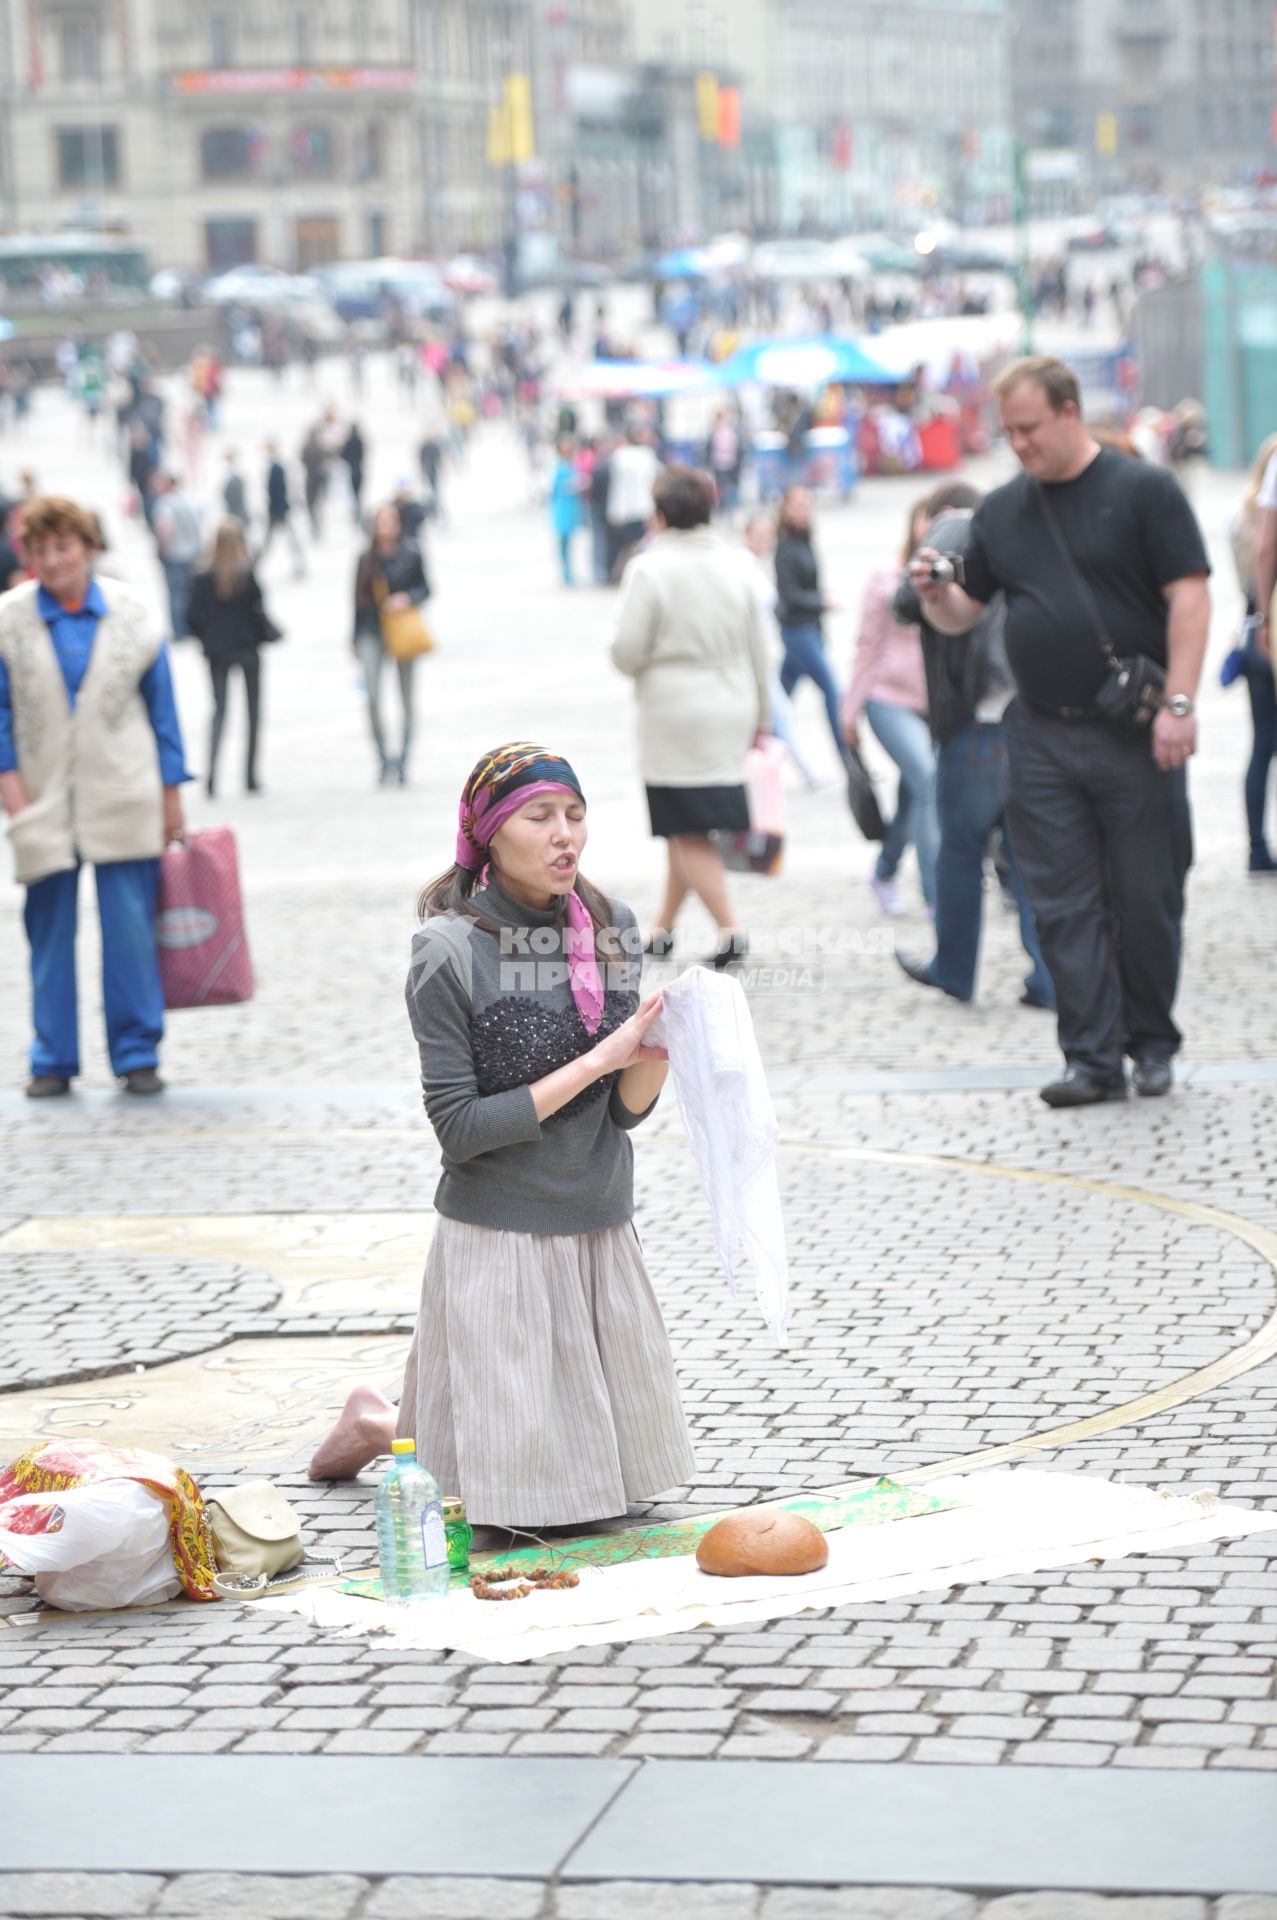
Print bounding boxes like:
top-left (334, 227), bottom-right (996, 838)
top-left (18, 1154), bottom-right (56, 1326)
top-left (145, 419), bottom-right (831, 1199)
top-left (0, 344), bottom-right (1274, 1912)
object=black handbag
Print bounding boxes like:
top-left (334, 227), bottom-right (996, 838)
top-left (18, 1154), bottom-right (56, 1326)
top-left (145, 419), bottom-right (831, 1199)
top-left (1033, 481), bottom-right (1165, 730)
top-left (845, 744), bottom-right (885, 842)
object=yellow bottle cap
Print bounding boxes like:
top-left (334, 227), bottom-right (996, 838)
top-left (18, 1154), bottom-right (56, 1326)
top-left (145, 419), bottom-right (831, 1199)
top-left (391, 1438), bottom-right (415, 1455)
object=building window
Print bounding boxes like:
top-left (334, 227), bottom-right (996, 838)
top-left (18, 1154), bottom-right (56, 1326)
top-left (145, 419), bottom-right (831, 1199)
top-left (60, 15), bottom-right (101, 81)
top-left (201, 126), bottom-right (258, 180)
top-left (210, 13), bottom-right (233, 67)
top-left (57, 126), bottom-right (120, 187)
top-left (205, 217), bottom-right (257, 269)
top-left (355, 119), bottom-right (382, 180)
top-left (290, 125), bottom-right (336, 177)
top-left (294, 215), bottom-right (340, 269)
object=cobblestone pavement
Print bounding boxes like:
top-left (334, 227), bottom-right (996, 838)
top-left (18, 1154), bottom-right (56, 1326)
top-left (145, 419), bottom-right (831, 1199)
top-left (0, 369), bottom-right (1275, 1904)
top-left (1, 1875), bottom-right (1276, 1918)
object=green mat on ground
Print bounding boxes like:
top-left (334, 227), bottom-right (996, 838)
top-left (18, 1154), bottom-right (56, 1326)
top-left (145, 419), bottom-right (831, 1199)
top-left (340, 1476), bottom-right (960, 1599)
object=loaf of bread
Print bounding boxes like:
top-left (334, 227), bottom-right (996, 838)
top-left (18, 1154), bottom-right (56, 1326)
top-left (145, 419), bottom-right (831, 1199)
top-left (695, 1507), bottom-right (829, 1578)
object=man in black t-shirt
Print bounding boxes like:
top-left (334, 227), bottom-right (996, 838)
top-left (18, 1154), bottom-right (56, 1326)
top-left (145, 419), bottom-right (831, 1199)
top-left (913, 356), bottom-right (1211, 1109)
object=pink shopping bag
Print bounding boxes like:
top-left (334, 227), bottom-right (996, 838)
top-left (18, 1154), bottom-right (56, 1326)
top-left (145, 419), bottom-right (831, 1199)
top-left (155, 827), bottom-right (254, 1008)
top-left (712, 737), bottom-right (786, 878)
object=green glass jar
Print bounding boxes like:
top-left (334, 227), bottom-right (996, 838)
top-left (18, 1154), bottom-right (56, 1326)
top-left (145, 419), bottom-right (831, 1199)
top-left (443, 1497), bottom-right (472, 1573)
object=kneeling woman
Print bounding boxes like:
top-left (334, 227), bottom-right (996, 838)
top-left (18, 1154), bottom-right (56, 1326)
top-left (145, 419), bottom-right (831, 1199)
top-left (311, 743), bottom-right (696, 1528)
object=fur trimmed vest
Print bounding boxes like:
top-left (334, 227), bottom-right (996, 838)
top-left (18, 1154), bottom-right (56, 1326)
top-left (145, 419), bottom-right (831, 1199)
top-left (0, 576), bottom-right (164, 884)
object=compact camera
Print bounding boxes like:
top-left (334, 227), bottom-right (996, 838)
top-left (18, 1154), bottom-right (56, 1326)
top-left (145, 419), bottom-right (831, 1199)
top-left (928, 553), bottom-right (965, 587)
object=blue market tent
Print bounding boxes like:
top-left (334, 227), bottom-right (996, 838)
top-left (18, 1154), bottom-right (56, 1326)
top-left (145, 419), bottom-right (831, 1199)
top-left (655, 247), bottom-right (711, 281)
top-left (717, 336), bottom-right (901, 389)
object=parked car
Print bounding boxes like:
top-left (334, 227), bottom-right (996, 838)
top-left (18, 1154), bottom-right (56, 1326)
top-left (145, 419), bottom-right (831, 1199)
top-left (443, 254), bottom-right (502, 297)
top-left (750, 238), bottom-right (839, 281)
top-left (204, 265), bottom-right (324, 308)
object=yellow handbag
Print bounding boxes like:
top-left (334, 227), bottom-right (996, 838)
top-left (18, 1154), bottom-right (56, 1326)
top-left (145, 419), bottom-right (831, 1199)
top-left (375, 578), bottom-right (435, 662)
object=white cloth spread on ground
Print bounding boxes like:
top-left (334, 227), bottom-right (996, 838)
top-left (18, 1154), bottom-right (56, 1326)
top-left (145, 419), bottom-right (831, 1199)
top-left (251, 1468), bottom-right (1276, 1664)
top-left (649, 966), bottom-right (789, 1345)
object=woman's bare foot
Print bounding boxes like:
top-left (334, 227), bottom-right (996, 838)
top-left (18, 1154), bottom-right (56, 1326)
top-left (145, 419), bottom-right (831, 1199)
top-left (308, 1385), bottom-right (397, 1480)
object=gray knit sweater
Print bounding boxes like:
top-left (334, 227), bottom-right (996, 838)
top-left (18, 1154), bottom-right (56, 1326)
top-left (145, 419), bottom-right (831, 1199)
top-left (405, 877), bottom-right (657, 1235)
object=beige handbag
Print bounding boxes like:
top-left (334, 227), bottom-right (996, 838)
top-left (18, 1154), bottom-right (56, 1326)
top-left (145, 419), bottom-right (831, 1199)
top-left (205, 1483), bottom-right (304, 1586)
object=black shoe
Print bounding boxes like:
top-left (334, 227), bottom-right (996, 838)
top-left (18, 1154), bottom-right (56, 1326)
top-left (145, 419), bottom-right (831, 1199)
top-left (1039, 1066), bottom-right (1127, 1109)
top-left (643, 930), bottom-right (676, 958)
top-left (1249, 849), bottom-right (1277, 875)
top-left (709, 931), bottom-right (749, 970)
top-left (26, 1075), bottom-right (71, 1099)
top-left (1131, 1056), bottom-right (1173, 1098)
top-left (1019, 991), bottom-right (1056, 1010)
top-left (122, 1067), bottom-right (165, 1096)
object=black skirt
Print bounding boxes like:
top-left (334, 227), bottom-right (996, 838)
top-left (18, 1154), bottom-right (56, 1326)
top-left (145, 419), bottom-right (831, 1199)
top-left (645, 783), bottom-right (750, 839)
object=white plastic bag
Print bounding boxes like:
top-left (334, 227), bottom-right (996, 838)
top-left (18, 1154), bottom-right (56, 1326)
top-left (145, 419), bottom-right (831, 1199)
top-left (0, 1480), bottom-right (179, 1610)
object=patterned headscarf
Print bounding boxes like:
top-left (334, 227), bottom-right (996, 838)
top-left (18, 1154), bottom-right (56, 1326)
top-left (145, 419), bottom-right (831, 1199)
top-left (455, 742), bottom-right (604, 1033)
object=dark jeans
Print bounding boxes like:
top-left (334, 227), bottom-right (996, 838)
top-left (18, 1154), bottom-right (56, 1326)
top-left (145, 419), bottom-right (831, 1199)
top-left (779, 621), bottom-right (844, 760)
top-left (161, 558), bottom-right (194, 640)
top-left (932, 718), bottom-right (1052, 1005)
top-left (1005, 700), bottom-right (1192, 1080)
top-left (208, 648), bottom-right (262, 791)
top-left (1244, 658), bottom-right (1277, 855)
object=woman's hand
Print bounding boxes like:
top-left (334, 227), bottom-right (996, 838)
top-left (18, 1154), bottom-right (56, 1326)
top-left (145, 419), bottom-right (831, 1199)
top-left (382, 592), bottom-right (411, 614)
top-left (0, 769), bottom-right (30, 818)
top-left (843, 719), bottom-right (860, 750)
top-left (590, 990), bottom-right (667, 1076)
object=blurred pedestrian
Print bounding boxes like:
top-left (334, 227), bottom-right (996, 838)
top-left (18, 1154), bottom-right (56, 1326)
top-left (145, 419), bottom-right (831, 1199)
top-left (611, 467), bottom-right (770, 965)
top-left (187, 519), bottom-right (277, 798)
top-left (151, 473), bottom-right (204, 641)
top-left (1230, 431), bottom-right (1277, 873)
top-left (258, 441), bottom-right (307, 577)
top-left (352, 503), bottom-right (431, 787)
top-left (775, 485), bottom-right (846, 766)
top-left (843, 495), bottom-right (938, 915)
top-left (300, 426), bottom-right (327, 538)
top-left (222, 448), bottom-right (249, 529)
top-left (606, 426), bottom-right (661, 580)
top-left (342, 421), bottom-right (366, 525)
top-left (742, 514), bottom-right (821, 786)
top-left (0, 495), bottom-right (190, 1098)
top-left (549, 434), bottom-right (583, 586)
top-left (892, 484), bottom-right (1054, 1009)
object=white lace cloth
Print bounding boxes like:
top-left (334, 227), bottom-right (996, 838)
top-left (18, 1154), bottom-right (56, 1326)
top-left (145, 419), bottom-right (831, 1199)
top-left (649, 966), bottom-right (790, 1346)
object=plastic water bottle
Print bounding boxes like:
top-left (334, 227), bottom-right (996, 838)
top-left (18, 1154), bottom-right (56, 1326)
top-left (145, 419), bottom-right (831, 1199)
top-left (375, 1439), bottom-right (450, 1603)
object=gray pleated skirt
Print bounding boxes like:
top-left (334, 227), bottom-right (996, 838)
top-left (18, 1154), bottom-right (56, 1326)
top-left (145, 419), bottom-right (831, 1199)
top-left (395, 1215), bottom-right (697, 1528)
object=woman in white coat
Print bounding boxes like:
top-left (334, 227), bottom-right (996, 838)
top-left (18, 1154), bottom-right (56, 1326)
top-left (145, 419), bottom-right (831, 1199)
top-left (610, 466), bottom-right (771, 966)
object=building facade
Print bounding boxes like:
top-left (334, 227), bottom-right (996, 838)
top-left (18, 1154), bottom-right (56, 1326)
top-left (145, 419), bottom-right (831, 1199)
top-left (0, 0), bottom-right (421, 270)
top-left (768, 0), bottom-right (1012, 232)
top-left (1011, 0), bottom-right (1277, 194)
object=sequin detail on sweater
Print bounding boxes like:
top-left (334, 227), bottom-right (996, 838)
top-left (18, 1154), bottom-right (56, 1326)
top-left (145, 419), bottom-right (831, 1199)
top-left (470, 993), bottom-right (630, 1124)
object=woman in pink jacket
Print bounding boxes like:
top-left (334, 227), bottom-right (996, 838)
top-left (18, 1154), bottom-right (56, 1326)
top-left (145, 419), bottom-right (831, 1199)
top-left (843, 497), bottom-right (938, 916)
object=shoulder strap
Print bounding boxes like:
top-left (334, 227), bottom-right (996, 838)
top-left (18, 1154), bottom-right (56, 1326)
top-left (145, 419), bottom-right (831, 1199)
top-left (1032, 478), bottom-right (1119, 672)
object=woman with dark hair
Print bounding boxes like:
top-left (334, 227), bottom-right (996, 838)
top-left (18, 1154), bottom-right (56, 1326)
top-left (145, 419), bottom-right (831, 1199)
top-left (352, 502), bottom-right (431, 787)
top-left (187, 518), bottom-right (276, 797)
top-left (774, 484), bottom-right (846, 766)
top-left (611, 466), bottom-right (771, 964)
top-left (308, 743), bottom-right (695, 1531)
